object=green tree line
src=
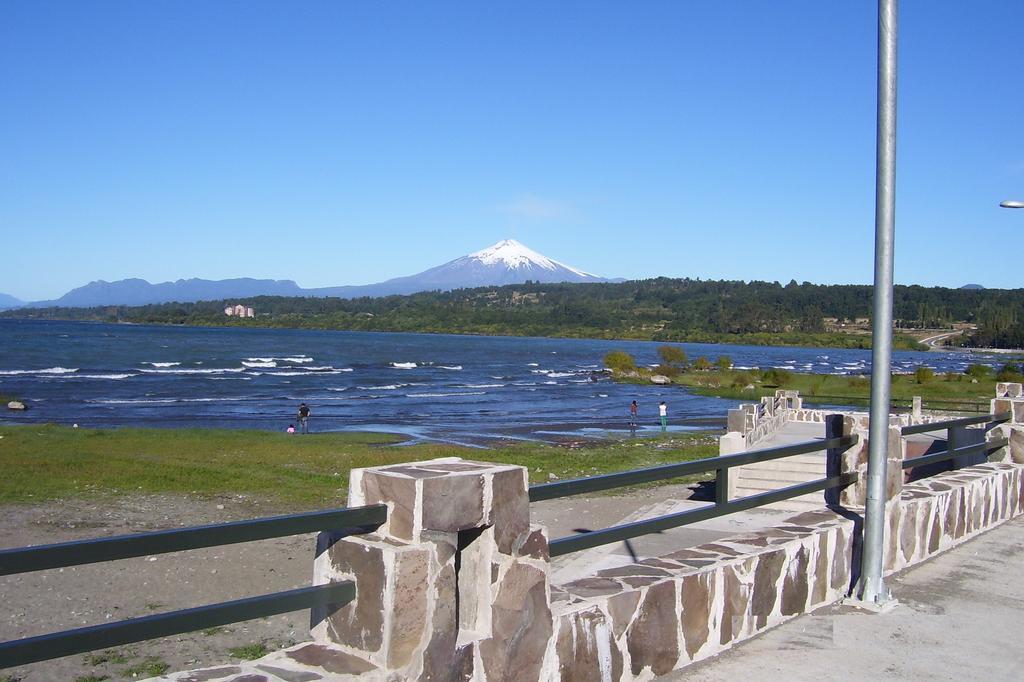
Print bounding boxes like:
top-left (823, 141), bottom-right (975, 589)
top-left (5, 278), bottom-right (1023, 349)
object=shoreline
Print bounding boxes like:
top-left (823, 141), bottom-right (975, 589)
top-left (0, 316), bottom-right (936, 352)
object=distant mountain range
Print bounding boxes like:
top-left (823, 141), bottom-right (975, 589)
top-left (0, 239), bottom-right (610, 309)
top-left (0, 292), bottom-right (24, 310)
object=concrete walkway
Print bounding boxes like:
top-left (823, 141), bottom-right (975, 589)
top-left (669, 514), bottom-right (1024, 681)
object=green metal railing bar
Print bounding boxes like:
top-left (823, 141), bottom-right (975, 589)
top-left (0, 504), bottom-right (387, 576)
top-left (901, 412), bottom-right (1010, 436)
top-left (528, 435), bottom-right (858, 502)
top-left (901, 438), bottom-right (1009, 470)
top-left (0, 581), bottom-right (354, 669)
top-left (548, 472), bottom-right (859, 556)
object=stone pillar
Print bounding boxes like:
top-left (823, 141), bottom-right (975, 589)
top-left (312, 457), bottom-right (553, 681)
top-left (726, 408), bottom-right (746, 435)
top-left (776, 389), bottom-right (801, 410)
top-left (911, 396), bottom-right (922, 420)
top-left (742, 403), bottom-right (758, 432)
top-left (992, 382), bottom-right (1024, 424)
top-left (824, 414), bottom-right (903, 508)
top-left (719, 431), bottom-right (745, 501)
top-left (991, 383), bottom-right (1024, 464)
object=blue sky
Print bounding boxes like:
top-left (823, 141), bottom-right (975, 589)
top-left (2, 1), bottom-right (1021, 301)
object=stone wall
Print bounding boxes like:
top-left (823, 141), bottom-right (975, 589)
top-left (549, 508), bottom-right (855, 679)
top-left (157, 458), bottom-right (1023, 682)
top-left (155, 385), bottom-right (1024, 681)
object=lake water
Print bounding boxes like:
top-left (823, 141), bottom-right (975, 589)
top-left (0, 320), bottom-right (1007, 444)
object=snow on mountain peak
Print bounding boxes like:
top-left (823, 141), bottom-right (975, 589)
top-left (469, 239), bottom-right (594, 277)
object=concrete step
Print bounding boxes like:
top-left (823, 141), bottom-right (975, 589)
top-left (732, 495), bottom-right (823, 513)
top-left (737, 462), bottom-right (824, 475)
top-left (738, 471), bottom-right (823, 484)
top-left (732, 485), bottom-right (825, 512)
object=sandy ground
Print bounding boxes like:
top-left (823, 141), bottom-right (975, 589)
top-left (1, 494), bottom-right (316, 682)
top-left (0, 478), bottom-right (791, 682)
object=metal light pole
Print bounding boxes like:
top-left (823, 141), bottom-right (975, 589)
top-left (856, 0), bottom-right (898, 607)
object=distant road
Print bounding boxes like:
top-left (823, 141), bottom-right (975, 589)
top-left (919, 330), bottom-right (964, 349)
top-left (918, 329), bottom-right (1023, 355)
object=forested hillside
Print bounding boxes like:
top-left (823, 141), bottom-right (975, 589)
top-left (6, 278), bottom-right (1023, 349)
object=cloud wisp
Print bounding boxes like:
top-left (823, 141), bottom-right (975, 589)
top-left (497, 195), bottom-right (578, 222)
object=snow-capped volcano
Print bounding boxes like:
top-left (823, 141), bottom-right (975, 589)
top-left (308, 238), bottom-right (607, 297)
top-left (467, 239), bottom-right (598, 279)
top-left (366, 238), bottom-right (605, 293)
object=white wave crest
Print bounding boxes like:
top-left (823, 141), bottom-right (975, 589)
top-left (73, 373), bottom-right (137, 380)
top-left (358, 384), bottom-right (403, 390)
top-left (463, 383), bottom-right (504, 388)
top-left (0, 366), bottom-right (78, 376)
top-left (391, 362), bottom-right (417, 369)
top-left (406, 391), bottom-right (487, 398)
top-left (94, 396), bottom-right (252, 404)
top-left (139, 367), bottom-right (247, 375)
top-left (546, 372), bottom-right (576, 378)
top-left (145, 362), bottom-right (181, 368)
top-left (92, 398), bottom-right (178, 404)
top-left (439, 365), bottom-right (463, 371)
top-left (246, 356), bottom-right (313, 364)
top-left (242, 361), bottom-right (277, 368)
top-left (527, 362), bottom-right (539, 367)
top-left (327, 387), bottom-right (349, 392)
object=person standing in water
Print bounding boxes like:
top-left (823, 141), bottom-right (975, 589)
top-left (629, 400), bottom-right (638, 428)
top-left (297, 402), bottom-right (311, 434)
top-left (659, 401), bottom-right (668, 431)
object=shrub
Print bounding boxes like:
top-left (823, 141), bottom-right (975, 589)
top-left (914, 366), bottom-right (935, 384)
top-left (996, 363), bottom-right (1023, 382)
top-left (603, 351), bottom-right (637, 373)
top-left (657, 345), bottom-right (687, 367)
top-left (762, 368), bottom-right (792, 386)
top-left (693, 356), bottom-right (712, 371)
top-left (715, 356), bottom-right (733, 370)
top-left (654, 363), bottom-right (680, 378)
top-left (731, 371), bottom-right (753, 388)
top-left (965, 364), bottom-right (992, 378)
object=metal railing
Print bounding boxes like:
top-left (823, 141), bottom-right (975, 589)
top-left (0, 504), bottom-right (386, 669)
top-left (529, 435), bottom-right (860, 556)
top-left (901, 412), bottom-right (1011, 471)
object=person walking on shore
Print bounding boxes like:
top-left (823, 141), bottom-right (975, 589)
top-left (297, 402), bottom-right (311, 434)
top-left (659, 401), bottom-right (668, 431)
top-left (629, 400), bottom-right (638, 428)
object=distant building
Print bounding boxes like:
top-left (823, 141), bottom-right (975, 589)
top-left (225, 304), bottom-right (255, 318)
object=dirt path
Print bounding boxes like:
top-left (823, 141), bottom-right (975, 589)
top-left (1, 494), bottom-right (315, 682)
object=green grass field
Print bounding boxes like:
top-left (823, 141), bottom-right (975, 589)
top-left (0, 426), bottom-right (719, 508)
top-left (674, 368), bottom-right (1000, 410)
top-left (612, 362), bottom-right (1011, 412)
